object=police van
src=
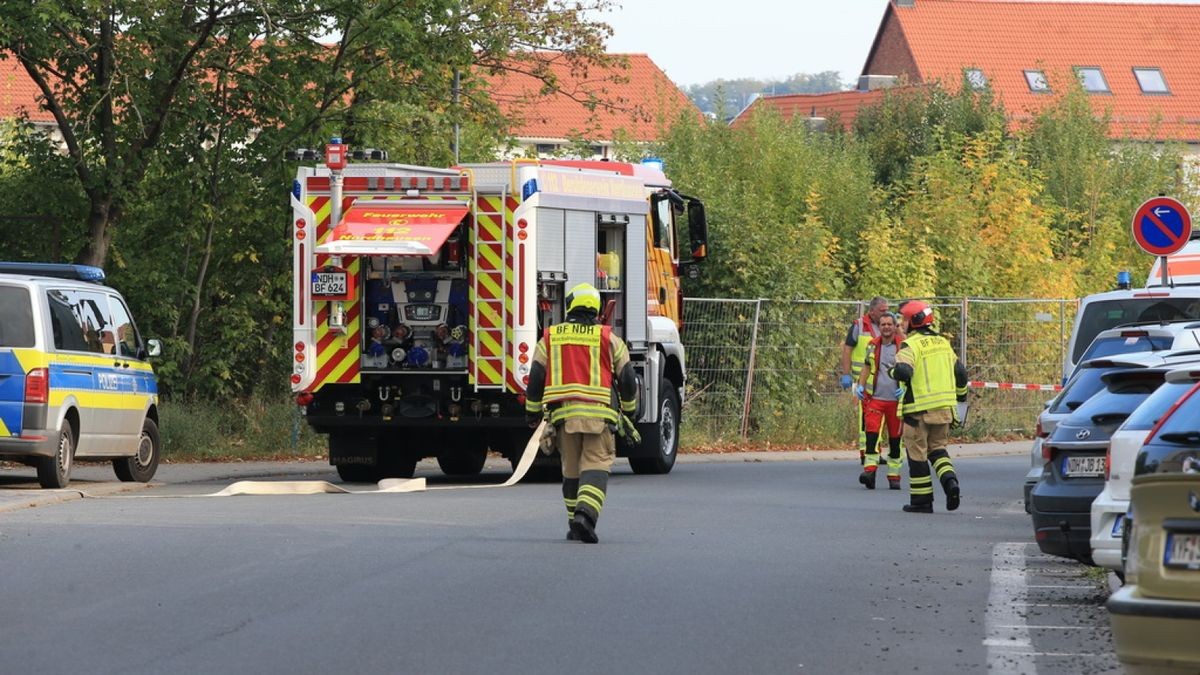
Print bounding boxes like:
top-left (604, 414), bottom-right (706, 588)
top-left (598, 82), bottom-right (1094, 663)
top-left (0, 263), bottom-right (162, 488)
top-left (1064, 238), bottom-right (1200, 381)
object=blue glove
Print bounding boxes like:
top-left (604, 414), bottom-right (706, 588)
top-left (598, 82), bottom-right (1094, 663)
top-left (854, 384), bottom-right (866, 400)
top-left (840, 374), bottom-right (853, 390)
top-left (895, 386), bottom-right (906, 399)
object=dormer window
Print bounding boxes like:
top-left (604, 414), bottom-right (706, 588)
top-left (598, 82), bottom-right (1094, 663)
top-left (1024, 70), bottom-right (1050, 93)
top-left (1133, 68), bottom-right (1170, 94)
top-left (1075, 67), bottom-right (1110, 94)
top-left (965, 68), bottom-right (988, 90)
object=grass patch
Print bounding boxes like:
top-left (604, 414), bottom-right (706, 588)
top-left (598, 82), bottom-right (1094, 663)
top-left (159, 397), bottom-right (326, 462)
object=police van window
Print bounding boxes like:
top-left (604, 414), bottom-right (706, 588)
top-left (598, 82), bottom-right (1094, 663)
top-left (47, 289), bottom-right (112, 354)
top-left (0, 285), bottom-right (35, 348)
top-left (76, 291), bottom-right (116, 355)
top-left (48, 290), bottom-right (92, 352)
top-left (107, 296), bottom-right (142, 358)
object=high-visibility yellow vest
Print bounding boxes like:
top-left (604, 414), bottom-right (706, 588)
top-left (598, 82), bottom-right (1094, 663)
top-left (849, 314), bottom-right (879, 378)
top-left (901, 333), bottom-right (958, 414)
top-left (542, 322), bottom-right (618, 423)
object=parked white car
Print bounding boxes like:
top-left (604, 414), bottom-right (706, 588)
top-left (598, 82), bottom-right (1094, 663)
top-left (1091, 364), bottom-right (1200, 574)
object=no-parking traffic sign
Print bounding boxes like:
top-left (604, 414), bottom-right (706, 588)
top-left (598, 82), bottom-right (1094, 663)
top-left (1131, 196), bottom-right (1192, 256)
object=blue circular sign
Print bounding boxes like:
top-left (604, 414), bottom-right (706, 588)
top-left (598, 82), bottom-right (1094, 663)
top-left (1132, 197), bottom-right (1192, 256)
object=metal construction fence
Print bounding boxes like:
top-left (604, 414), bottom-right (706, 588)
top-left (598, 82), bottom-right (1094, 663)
top-left (681, 297), bottom-right (1077, 444)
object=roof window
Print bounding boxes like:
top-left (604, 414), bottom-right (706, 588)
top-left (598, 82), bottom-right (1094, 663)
top-left (1024, 70), bottom-right (1050, 93)
top-left (1133, 67), bottom-right (1170, 94)
top-left (964, 68), bottom-right (988, 90)
top-left (1075, 67), bottom-right (1110, 94)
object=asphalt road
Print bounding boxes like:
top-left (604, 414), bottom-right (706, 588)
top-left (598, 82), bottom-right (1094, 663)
top-left (0, 453), bottom-right (1120, 674)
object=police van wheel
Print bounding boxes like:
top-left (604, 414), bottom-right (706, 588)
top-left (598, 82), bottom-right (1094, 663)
top-left (37, 420), bottom-right (75, 489)
top-left (113, 418), bottom-right (161, 482)
top-left (629, 378), bottom-right (679, 475)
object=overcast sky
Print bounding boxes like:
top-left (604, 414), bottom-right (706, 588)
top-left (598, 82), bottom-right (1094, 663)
top-left (600, 0), bottom-right (1200, 87)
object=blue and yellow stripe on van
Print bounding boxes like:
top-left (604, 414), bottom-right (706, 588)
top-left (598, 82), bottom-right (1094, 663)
top-left (0, 348), bottom-right (157, 438)
top-left (0, 351), bottom-right (26, 436)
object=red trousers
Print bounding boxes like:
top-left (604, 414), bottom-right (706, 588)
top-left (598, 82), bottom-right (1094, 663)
top-left (863, 398), bottom-right (902, 438)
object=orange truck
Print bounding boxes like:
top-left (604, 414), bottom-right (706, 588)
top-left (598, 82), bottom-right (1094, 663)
top-left (290, 146), bottom-right (708, 481)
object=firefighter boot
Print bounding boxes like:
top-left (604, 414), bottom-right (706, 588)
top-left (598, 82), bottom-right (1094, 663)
top-left (945, 477), bottom-right (961, 512)
top-left (571, 470), bottom-right (608, 544)
top-left (903, 459), bottom-right (935, 513)
top-left (929, 449), bottom-right (960, 512)
top-left (563, 478), bottom-right (580, 540)
top-left (858, 465), bottom-right (877, 490)
top-left (570, 512), bottom-right (598, 544)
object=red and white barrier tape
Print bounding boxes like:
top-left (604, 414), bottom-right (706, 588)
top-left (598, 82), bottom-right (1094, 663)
top-left (968, 380), bottom-right (1063, 392)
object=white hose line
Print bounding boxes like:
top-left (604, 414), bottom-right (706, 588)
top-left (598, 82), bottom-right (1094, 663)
top-left (49, 421), bottom-right (546, 499)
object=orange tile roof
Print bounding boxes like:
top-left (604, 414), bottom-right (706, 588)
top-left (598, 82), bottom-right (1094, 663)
top-left (0, 57), bottom-right (53, 123)
top-left (872, 0), bottom-right (1200, 142)
top-left (477, 53), bottom-right (698, 142)
top-left (730, 88), bottom-right (889, 129)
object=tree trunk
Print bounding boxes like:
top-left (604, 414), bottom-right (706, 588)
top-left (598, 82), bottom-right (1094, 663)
top-left (74, 200), bottom-right (114, 267)
top-left (185, 218), bottom-right (216, 365)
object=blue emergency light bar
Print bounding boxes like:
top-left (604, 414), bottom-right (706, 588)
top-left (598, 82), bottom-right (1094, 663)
top-left (0, 262), bottom-right (106, 283)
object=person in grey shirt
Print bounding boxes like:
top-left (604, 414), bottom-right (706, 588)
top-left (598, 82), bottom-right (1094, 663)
top-left (855, 312), bottom-right (905, 490)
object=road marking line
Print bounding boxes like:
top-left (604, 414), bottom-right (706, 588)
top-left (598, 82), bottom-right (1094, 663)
top-left (986, 542), bottom-right (1038, 674)
top-left (999, 625), bottom-right (1100, 631)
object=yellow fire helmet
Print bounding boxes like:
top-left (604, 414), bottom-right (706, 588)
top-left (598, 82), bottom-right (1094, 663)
top-left (565, 283), bottom-right (601, 314)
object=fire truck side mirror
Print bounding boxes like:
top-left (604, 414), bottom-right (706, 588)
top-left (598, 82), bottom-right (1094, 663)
top-left (686, 199), bottom-right (709, 262)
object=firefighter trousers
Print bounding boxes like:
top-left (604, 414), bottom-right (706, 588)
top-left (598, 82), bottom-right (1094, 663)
top-left (557, 417), bottom-right (615, 528)
top-left (901, 408), bottom-right (958, 507)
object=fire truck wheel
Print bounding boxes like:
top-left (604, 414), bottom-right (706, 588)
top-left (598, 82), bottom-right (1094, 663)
top-left (113, 418), bottom-right (161, 482)
top-left (378, 438), bottom-right (418, 479)
top-left (336, 464), bottom-right (378, 483)
top-left (629, 377), bottom-right (679, 475)
top-left (436, 435), bottom-right (488, 476)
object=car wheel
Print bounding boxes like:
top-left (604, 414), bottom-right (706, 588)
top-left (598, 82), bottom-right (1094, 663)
top-left (113, 418), bottom-right (161, 482)
top-left (629, 377), bottom-right (680, 475)
top-left (37, 420), bottom-right (75, 489)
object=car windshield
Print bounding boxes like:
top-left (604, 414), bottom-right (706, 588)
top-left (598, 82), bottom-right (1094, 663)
top-left (1121, 381), bottom-right (1195, 431)
top-left (1049, 364), bottom-right (1131, 415)
top-left (0, 285), bottom-right (35, 348)
top-left (1150, 383), bottom-right (1200, 444)
top-left (1072, 298), bottom-right (1200, 363)
top-left (1079, 334), bottom-right (1173, 362)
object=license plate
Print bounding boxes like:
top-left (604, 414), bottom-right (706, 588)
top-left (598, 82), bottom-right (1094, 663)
top-left (1062, 455), bottom-right (1105, 477)
top-left (1111, 513), bottom-right (1125, 537)
top-left (1165, 533), bottom-right (1200, 570)
top-left (312, 272), bottom-right (347, 297)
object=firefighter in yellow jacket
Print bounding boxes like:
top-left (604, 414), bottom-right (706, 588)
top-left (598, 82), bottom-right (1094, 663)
top-left (525, 283), bottom-right (638, 543)
top-left (889, 301), bottom-right (969, 514)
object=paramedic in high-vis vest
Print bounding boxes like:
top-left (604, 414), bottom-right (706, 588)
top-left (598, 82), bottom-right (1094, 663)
top-left (855, 312), bottom-right (905, 490)
top-left (889, 301), bottom-right (969, 514)
top-left (525, 283), bottom-right (639, 543)
top-left (841, 296), bottom-right (889, 466)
